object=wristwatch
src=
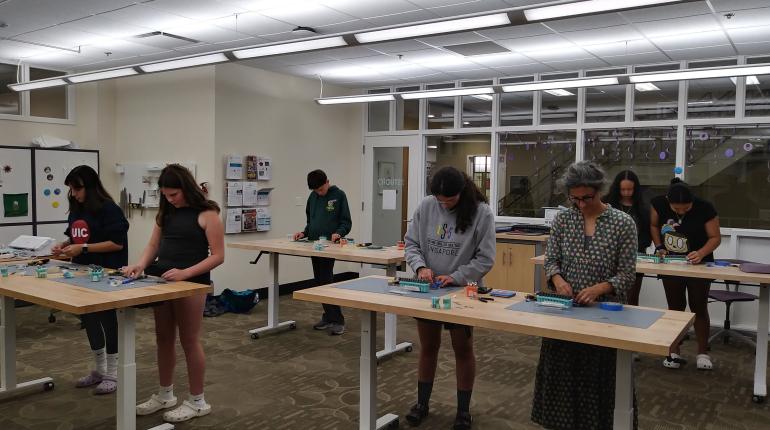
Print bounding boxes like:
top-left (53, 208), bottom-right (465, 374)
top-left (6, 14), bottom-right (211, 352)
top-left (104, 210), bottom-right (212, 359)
top-left (82, 243), bottom-right (89, 254)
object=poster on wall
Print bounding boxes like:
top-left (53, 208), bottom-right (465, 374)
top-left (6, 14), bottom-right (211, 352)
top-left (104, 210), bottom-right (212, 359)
top-left (245, 155), bottom-right (258, 180)
top-left (242, 182), bottom-right (259, 206)
top-left (225, 208), bottom-right (242, 234)
top-left (242, 208), bottom-right (257, 231)
top-left (257, 157), bottom-right (272, 181)
top-left (226, 154), bottom-right (243, 180)
top-left (226, 181), bottom-right (243, 207)
top-left (256, 207), bottom-right (271, 231)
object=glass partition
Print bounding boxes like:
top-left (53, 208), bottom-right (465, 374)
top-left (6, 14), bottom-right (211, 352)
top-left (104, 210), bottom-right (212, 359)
top-left (426, 134), bottom-right (492, 198)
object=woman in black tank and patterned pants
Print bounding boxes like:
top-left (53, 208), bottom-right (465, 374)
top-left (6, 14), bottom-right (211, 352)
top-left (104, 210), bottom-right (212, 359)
top-left (123, 164), bottom-right (225, 424)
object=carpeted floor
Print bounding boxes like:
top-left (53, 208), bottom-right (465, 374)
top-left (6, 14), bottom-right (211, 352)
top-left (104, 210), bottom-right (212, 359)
top-left (1, 296), bottom-right (769, 430)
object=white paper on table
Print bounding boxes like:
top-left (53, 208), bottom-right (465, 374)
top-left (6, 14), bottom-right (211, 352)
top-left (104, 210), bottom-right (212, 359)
top-left (226, 181), bottom-right (243, 207)
top-left (226, 154), bottom-right (243, 180)
top-left (225, 208), bottom-right (242, 234)
top-left (256, 207), bottom-right (271, 231)
top-left (242, 182), bottom-right (259, 206)
top-left (382, 189), bottom-right (397, 210)
top-left (256, 187), bottom-right (274, 206)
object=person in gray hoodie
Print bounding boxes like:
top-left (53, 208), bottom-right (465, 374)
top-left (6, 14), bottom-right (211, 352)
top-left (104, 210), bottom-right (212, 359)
top-left (403, 166), bottom-right (496, 430)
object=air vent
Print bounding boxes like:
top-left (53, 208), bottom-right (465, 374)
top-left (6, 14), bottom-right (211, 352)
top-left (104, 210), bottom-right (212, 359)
top-left (442, 41), bottom-right (509, 57)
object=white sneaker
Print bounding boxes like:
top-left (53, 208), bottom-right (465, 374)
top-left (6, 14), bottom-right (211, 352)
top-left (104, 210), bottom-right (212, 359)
top-left (696, 354), bottom-right (713, 370)
top-left (163, 400), bottom-right (212, 422)
top-left (136, 394), bottom-right (177, 416)
top-left (662, 352), bottom-right (686, 369)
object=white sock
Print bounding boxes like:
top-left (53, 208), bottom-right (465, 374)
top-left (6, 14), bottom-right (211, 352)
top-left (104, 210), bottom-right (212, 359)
top-left (158, 384), bottom-right (174, 402)
top-left (106, 353), bottom-right (118, 379)
top-left (189, 392), bottom-right (207, 408)
top-left (93, 348), bottom-right (107, 375)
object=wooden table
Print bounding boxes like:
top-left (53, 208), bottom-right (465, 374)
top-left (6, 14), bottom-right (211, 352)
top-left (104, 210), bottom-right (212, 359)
top-left (294, 275), bottom-right (694, 430)
top-left (532, 255), bottom-right (770, 404)
top-left (228, 239), bottom-right (412, 360)
top-left (0, 269), bottom-right (211, 430)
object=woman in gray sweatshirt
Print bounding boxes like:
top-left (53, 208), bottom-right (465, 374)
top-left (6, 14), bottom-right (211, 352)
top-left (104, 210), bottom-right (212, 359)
top-left (403, 166), bottom-right (496, 430)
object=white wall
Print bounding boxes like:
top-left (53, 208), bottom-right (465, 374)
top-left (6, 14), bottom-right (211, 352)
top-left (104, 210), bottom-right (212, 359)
top-left (213, 63), bottom-right (362, 293)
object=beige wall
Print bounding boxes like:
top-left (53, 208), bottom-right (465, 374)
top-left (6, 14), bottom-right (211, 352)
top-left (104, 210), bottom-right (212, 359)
top-left (213, 63), bottom-right (361, 292)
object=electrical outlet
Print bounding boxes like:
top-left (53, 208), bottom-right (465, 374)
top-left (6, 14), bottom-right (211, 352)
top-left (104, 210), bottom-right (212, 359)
top-left (295, 196), bottom-right (304, 206)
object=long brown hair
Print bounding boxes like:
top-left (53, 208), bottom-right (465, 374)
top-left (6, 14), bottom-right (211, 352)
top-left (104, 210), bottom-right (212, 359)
top-left (65, 165), bottom-right (116, 214)
top-left (429, 166), bottom-right (487, 234)
top-left (156, 164), bottom-right (219, 227)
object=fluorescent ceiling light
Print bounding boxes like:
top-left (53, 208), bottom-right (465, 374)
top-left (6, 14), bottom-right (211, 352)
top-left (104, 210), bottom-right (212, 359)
top-left (544, 89), bottom-right (574, 96)
top-left (401, 87), bottom-right (494, 100)
top-left (524, 0), bottom-right (682, 21)
top-left (472, 94), bottom-right (494, 101)
top-left (140, 53), bottom-right (228, 73)
top-left (354, 13), bottom-right (510, 44)
top-left (635, 82), bottom-right (661, 92)
top-left (731, 76), bottom-right (760, 85)
top-left (688, 100), bottom-right (713, 105)
top-left (463, 121), bottom-right (471, 125)
top-left (630, 65), bottom-right (770, 83)
top-left (232, 36), bottom-right (347, 59)
top-left (427, 114), bottom-right (436, 118)
top-left (427, 145), bottom-right (438, 149)
top-left (316, 94), bottom-right (395, 105)
top-left (502, 77), bottom-right (618, 92)
top-left (67, 68), bottom-right (138, 83)
top-left (8, 79), bottom-right (67, 91)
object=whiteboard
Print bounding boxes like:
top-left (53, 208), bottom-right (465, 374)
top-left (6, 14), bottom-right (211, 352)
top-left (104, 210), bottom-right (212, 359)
top-left (34, 149), bottom-right (99, 222)
top-left (35, 222), bottom-right (69, 243)
top-left (0, 224), bottom-right (33, 247)
top-left (0, 147), bottom-right (33, 224)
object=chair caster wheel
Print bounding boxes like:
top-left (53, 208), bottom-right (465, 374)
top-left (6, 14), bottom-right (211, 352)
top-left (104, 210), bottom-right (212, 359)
top-left (44, 381), bottom-right (55, 391)
top-left (251, 333), bottom-right (259, 340)
top-left (406, 346), bottom-right (413, 352)
top-left (290, 323), bottom-right (297, 330)
top-left (48, 315), bottom-right (56, 323)
top-left (752, 395), bottom-right (765, 404)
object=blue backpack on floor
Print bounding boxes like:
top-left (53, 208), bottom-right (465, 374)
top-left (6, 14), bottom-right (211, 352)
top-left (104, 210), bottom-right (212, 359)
top-left (220, 288), bottom-right (260, 314)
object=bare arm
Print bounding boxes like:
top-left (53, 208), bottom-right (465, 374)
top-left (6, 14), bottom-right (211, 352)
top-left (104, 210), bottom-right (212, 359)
top-left (182, 210), bottom-right (225, 278)
top-left (689, 217), bottom-right (721, 264)
top-left (650, 206), bottom-right (662, 248)
top-left (123, 224), bottom-right (161, 276)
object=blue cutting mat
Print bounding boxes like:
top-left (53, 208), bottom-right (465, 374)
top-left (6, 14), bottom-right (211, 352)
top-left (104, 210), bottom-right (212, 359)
top-left (506, 301), bottom-right (664, 329)
top-left (334, 277), bottom-right (463, 299)
top-left (0, 261), bottom-right (88, 275)
top-left (50, 274), bottom-right (167, 292)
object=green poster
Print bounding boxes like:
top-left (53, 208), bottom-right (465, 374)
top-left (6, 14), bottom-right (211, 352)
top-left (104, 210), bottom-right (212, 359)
top-left (3, 193), bottom-right (28, 217)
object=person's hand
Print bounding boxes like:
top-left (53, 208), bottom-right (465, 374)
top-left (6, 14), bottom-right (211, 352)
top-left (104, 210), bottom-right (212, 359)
top-left (554, 279), bottom-right (573, 296)
top-left (331, 233), bottom-right (341, 243)
top-left (417, 267), bottom-right (434, 282)
top-left (435, 275), bottom-right (455, 287)
top-left (575, 285), bottom-right (602, 305)
top-left (161, 268), bottom-right (190, 282)
top-left (60, 244), bottom-right (84, 258)
top-left (121, 264), bottom-right (144, 278)
top-left (293, 232), bottom-right (305, 241)
top-left (687, 250), bottom-right (703, 265)
top-left (51, 243), bottom-right (64, 255)
top-left (655, 247), bottom-right (668, 257)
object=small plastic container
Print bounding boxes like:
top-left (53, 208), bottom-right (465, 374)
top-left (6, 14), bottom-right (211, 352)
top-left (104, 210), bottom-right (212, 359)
top-left (396, 240), bottom-right (405, 250)
top-left (442, 296), bottom-right (452, 310)
top-left (62, 270), bottom-right (74, 279)
top-left (339, 238), bottom-right (348, 246)
top-left (0, 267), bottom-right (8, 277)
top-left (90, 269), bottom-right (103, 282)
top-left (465, 285), bottom-right (478, 299)
top-left (431, 296), bottom-right (440, 309)
top-left (313, 242), bottom-right (324, 251)
top-left (319, 236), bottom-right (328, 245)
top-left (36, 267), bottom-right (47, 279)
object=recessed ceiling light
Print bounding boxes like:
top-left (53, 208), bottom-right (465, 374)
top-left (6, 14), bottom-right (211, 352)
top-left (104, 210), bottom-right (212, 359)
top-left (232, 36), bottom-right (347, 59)
top-left (635, 83), bottom-right (661, 92)
top-left (67, 68), bottom-right (138, 83)
top-left (8, 78), bottom-right (67, 91)
top-left (524, 0), bottom-right (683, 21)
top-left (544, 89), bottom-right (574, 96)
top-left (316, 94), bottom-right (395, 105)
top-left (140, 53), bottom-right (228, 73)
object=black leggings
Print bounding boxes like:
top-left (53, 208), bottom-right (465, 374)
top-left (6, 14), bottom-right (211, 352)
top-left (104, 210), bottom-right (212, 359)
top-left (311, 256), bottom-right (344, 324)
top-left (82, 310), bottom-right (118, 354)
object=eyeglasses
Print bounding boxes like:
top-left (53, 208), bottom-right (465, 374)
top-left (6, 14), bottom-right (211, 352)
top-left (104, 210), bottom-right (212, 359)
top-left (568, 194), bottom-right (595, 204)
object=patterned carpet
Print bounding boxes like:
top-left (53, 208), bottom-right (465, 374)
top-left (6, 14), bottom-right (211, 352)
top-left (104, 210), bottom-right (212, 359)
top-left (1, 296), bottom-right (769, 430)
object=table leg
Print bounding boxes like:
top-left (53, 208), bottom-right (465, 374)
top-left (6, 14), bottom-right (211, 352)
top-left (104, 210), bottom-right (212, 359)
top-left (534, 242), bottom-right (545, 293)
top-left (376, 266), bottom-right (413, 362)
top-left (613, 349), bottom-right (634, 430)
top-left (248, 253), bottom-right (296, 339)
top-left (360, 310), bottom-right (398, 430)
top-left (753, 283), bottom-right (768, 403)
top-left (0, 296), bottom-right (53, 400)
top-left (117, 308), bottom-right (137, 430)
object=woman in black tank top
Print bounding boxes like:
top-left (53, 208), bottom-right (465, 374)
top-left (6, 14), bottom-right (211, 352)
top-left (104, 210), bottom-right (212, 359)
top-left (123, 164), bottom-right (224, 423)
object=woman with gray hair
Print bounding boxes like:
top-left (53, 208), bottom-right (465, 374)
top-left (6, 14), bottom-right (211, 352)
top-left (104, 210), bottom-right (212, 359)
top-left (531, 161), bottom-right (638, 430)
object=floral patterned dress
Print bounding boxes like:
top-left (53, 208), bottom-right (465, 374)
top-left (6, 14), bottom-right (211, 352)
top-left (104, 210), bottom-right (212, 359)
top-left (531, 206), bottom-right (638, 430)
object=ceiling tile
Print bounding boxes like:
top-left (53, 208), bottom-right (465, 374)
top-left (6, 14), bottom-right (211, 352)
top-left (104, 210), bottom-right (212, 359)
top-left (406, 0), bottom-right (485, 9)
top-left (209, 12), bottom-right (294, 36)
top-left (476, 23), bottom-right (552, 40)
top-left (426, 0), bottom-right (512, 18)
top-left (498, 34), bottom-right (574, 53)
top-left (734, 42), bottom-right (770, 56)
top-left (417, 32), bottom-right (490, 47)
top-left (61, 16), bottom-right (155, 39)
top-left (0, 0), bottom-right (139, 37)
top-left (618, 2), bottom-right (714, 22)
top-left (362, 9), bottom-right (439, 28)
top-left (663, 44), bottom-right (736, 61)
top-left (13, 26), bottom-right (103, 48)
top-left (493, 63), bottom-right (554, 76)
top-left (146, 0), bottom-right (247, 21)
top-left (651, 31), bottom-right (732, 51)
top-left (466, 52), bottom-right (535, 67)
top-left (365, 39), bottom-right (433, 54)
top-left (525, 47), bottom-right (595, 62)
top-left (79, 39), bottom-right (170, 56)
top-left (544, 13), bottom-right (628, 32)
top-left (104, 4), bottom-right (196, 29)
top-left (314, 19), bottom-right (374, 34)
top-left (444, 67), bottom-right (498, 80)
top-left (25, 51), bottom-right (102, 70)
top-left (602, 51), bottom-right (671, 66)
top-left (259, 5), bottom-right (356, 27)
top-left (0, 39), bottom-right (66, 60)
top-left (719, 8), bottom-right (770, 30)
top-left (727, 25), bottom-right (770, 44)
top-left (321, 0), bottom-right (420, 19)
top-left (545, 58), bottom-right (611, 71)
top-left (163, 22), bottom-right (252, 44)
top-left (561, 25), bottom-right (645, 47)
top-left (267, 50), bottom-right (338, 66)
top-left (324, 46), bottom-right (385, 60)
top-left (583, 39), bottom-right (659, 56)
top-left (710, 0), bottom-right (770, 12)
top-left (634, 15), bottom-right (722, 38)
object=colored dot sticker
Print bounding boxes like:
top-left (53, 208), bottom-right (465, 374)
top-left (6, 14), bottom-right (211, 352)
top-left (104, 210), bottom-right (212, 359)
top-left (699, 132), bottom-right (709, 141)
top-left (674, 166), bottom-right (683, 174)
top-left (43, 189), bottom-right (51, 196)
top-left (46, 174), bottom-right (54, 181)
top-left (54, 188), bottom-right (61, 195)
top-left (744, 142), bottom-right (754, 152)
top-left (659, 151), bottom-right (667, 160)
top-left (52, 202), bottom-right (59, 208)
top-left (725, 148), bottom-right (735, 158)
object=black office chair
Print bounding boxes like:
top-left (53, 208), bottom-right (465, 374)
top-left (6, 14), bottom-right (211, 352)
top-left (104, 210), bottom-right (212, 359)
top-left (708, 281), bottom-right (757, 347)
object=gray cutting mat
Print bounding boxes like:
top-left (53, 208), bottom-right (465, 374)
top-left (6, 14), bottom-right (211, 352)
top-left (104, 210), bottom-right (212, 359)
top-left (506, 300), bottom-right (664, 329)
top-left (0, 261), bottom-right (89, 275)
top-left (49, 274), bottom-right (167, 292)
top-left (334, 277), bottom-right (463, 299)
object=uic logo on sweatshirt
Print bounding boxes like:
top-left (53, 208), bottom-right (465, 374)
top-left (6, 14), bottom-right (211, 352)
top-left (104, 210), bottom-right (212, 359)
top-left (71, 219), bottom-right (91, 244)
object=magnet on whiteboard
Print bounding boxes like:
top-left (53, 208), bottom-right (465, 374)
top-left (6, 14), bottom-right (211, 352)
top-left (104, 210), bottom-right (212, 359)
top-left (52, 201), bottom-right (59, 208)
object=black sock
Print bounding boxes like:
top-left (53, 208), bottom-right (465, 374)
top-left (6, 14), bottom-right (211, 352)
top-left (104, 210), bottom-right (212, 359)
top-left (417, 381), bottom-right (433, 407)
top-left (457, 390), bottom-right (472, 413)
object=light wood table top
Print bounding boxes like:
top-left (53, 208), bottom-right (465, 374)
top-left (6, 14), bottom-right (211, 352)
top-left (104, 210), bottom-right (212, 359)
top-left (294, 276), bottom-right (694, 355)
top-left (531, 255), bottom-right (770, 284)
top-left (228, 238), bottom-right (405, 265)
top-left (0, 273), bottom-right (211, 315)
top-left (495, 233), bottom-right (549, 242)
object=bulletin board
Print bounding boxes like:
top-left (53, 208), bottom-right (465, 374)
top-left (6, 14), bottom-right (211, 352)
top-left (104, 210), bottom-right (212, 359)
top-left (0, 147), bottom-right (33, 224)
top-left (117, 161), bottom-right (197, 207)
top-left (34, 148), bottom-right (99, 222)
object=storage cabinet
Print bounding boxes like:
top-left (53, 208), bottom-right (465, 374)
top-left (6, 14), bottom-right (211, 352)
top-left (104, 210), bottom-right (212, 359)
top-left (483, 235), bottom-right (547, 293)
